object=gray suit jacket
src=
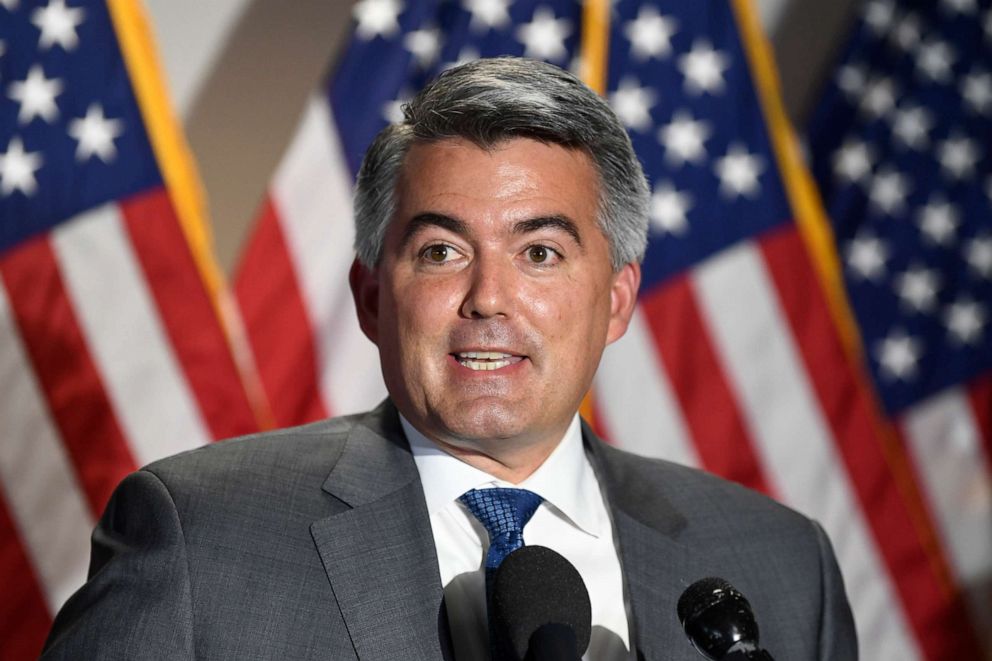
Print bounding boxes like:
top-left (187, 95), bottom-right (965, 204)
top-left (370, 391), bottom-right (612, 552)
top-left (44, 401), bottom-right (856, 660)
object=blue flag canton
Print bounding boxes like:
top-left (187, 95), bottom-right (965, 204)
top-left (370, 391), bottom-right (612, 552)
top-left (329, 0), bottom-right (790, 289)
top-left (330, 0), bottom-right (583, 177)
top-left (0, 0), bottom-right (160, 254)
top-left (808, 0), bottom-right (992, 414)
top-left (608, 0), bottom-right (790, 290)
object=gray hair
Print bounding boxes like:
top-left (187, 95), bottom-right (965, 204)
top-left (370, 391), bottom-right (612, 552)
top-left (353, 57), bottom-right (650, 271)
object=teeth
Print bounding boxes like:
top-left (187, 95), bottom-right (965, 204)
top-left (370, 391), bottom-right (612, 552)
top-left (461, 359), bottom-right (512, 371)
top-left (458, 351), bottom-right (511, 359)
top-left (455, 351), bottom-right (518, 371)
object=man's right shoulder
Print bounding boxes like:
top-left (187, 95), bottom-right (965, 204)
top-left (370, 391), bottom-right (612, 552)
top-left (137, 411), bottom-right (370, 499)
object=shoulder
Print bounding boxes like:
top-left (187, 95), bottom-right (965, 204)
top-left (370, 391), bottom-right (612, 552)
top-left (593, 441), bottom-right (815, 541)
top-left (143, 415), bottom-right (362, 474)
top-left (135, 409), bottom-right (381, 515)
top-left (145, 415), bottom-right (354, 477)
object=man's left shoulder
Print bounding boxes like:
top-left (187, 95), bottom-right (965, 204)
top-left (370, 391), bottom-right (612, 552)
top-left (592, 441), bottom-right (819, 542)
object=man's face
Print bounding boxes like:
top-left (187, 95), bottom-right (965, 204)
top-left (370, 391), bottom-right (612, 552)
top-left (352, 137), bottom-right (639, 455)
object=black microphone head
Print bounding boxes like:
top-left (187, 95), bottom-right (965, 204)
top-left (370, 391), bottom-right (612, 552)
top-left (491, 545), bottom-right (592, 661)
top-left (677, 577), bottom-right (760, 660)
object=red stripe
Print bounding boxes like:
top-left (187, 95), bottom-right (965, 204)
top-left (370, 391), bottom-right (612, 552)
top-left (955, 374), bottom-right (992, 655)
top-left (966, 373), bottom-right (992, 475)
top-left (761, 225), bottom-right (984, 659)
top-left (120, 188), bottom-right (258, 441)
top-left (0, 495), bottom-right (51, 659)
top-left (235, 198), bottom-right (328, 427)
top-left (639, 276), bottom-right (774, 495)
top-left (0, 236), bottom-right (136, 516)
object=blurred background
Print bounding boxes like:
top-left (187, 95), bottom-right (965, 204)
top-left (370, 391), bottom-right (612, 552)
top-left (3, 1), bottom-right (990, 659)
top-left (145, 0), bottom-right (858, 272)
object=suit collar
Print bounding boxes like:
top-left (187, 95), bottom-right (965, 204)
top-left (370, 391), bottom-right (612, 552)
top-left (582, 420), bottom-right (710, 660)
top-left (311, 401), bottom-right (451, 660)
top-left (312, 407), bottom-right (704, 659)
top-left (406, 412), bottom-right (602, 536)
top-left (320, 400), bottom-right (417, 506)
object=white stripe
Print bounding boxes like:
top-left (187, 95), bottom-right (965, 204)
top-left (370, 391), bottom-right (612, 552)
top-left (693, 243), bottom-right (919, 661)
top-left (271, 95), bottom-right (386, 415)
top-left (52, 204), bottom-right (211, 466)
top-left (902, 389), bottom-right (992, 646)
top-left (594, 307), bottom-right (699, 467)
top-left (0, 284), bottom-right (92, 612)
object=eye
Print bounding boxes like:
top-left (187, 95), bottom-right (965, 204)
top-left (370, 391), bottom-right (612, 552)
top-left (524, 245), bottom-right (560, 265)
top-left (421, 243), bottom-right (458, 264)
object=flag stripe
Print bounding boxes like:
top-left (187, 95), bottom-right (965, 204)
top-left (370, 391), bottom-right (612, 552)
top-left (52, 202), bottom-right (211, 468)
top-left (122, 188), bottom-right (260, 439)
top-left (640, 277), bottom-right (773, 494)
top-left (0, 239), bottom-right (137, 515)
top-left (274, 99), bottom-right (386, 416)
top-left (593, 308), bottom-right (699, 467)
top-left (106, 0), bottom-right (227, 308)
top-left (968, 376), bottom-right (992, 473)
top-left (901, 391), bottom-right (992, 647)
top-left (728, 0), bottom-right (862, 359)
top-left (901, 391), bottom-right (992, 586)
top-left (0, 284), bottom-right (94, 612)
top-left (316, 268), bottom-right (387, 416)
top-left (235, 198), bottom-right (328, 427)
top-left (107, 0), bottom-right (267, 432)
top-left (0, 495), bottom-right (52, 660)
top-left (761, 227), bottom-right (985, 659)
top-left (692, 238), bottom-right (918, 660)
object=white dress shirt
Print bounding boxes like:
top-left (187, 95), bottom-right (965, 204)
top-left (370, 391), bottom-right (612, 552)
top-left (403, 414), bottom-right (635, 661)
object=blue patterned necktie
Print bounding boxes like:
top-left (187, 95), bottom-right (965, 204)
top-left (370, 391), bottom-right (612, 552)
top-left (459, 487), bottom-right (543, 660)
top-left (459, 487), bottom-right (543, 578)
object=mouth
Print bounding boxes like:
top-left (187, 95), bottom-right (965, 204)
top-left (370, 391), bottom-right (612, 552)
top-left (453, 351), bottom-right (525, 371)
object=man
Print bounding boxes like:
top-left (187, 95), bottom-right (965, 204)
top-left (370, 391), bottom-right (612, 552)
top-left (44, 58), bottom-right (856, 660)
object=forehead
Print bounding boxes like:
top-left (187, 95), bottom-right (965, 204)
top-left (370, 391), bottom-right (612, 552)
top-left (391, 137), bottom-right (601, 234)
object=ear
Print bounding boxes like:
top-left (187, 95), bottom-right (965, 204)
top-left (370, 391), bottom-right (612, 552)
top-left (605, 262), bottom-right (640, 345)
top-left (349, 258), bottom-right (380, 345)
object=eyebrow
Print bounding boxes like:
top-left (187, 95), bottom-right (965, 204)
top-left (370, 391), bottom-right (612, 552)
top-left (400, 213), bottom-right (469, 249)
top-left (399, 212), bottom-right (584, 248)
top-left (512, 215), bottom-right (582, 246)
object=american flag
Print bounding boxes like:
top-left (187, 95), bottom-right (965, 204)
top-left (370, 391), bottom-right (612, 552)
top-left (808, 0), bottom-right (992, 656)
top-left (234, 0), bottom-right (990, 658)
top-left (0, 1), bottom-right (262, 656)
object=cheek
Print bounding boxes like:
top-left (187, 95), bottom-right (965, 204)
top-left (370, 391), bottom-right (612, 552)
top-left (528, 276), bottom-right (610, 321)
top-left (518, 289), bottom-right (559, 323)
top-left (392, 282), bottom-right (460, 351)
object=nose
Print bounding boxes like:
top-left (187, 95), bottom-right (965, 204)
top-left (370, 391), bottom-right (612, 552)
top-left (460, 254), bottom-right (513, 319)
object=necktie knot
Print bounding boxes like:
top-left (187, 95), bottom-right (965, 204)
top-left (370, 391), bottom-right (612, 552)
top-left (459, 487), bottom-right (543, 570)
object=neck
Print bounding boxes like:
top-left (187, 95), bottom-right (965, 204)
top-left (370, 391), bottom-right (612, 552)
top-left (398, 413), bottom-right (574, 484)
top-left (427, 436), bottom-right (560, 484)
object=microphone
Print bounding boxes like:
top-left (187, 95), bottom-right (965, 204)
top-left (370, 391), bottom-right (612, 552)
top-left (677, 577), bottom-right (775, 660)
top-left (490, 545), bottom-right (592, 661)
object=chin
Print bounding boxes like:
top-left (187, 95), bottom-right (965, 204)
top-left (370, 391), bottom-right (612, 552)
top-left (433, 402), bottom-right (530, 443)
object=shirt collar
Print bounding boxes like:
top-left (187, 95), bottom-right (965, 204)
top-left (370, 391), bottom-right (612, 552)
top-left (403, 414), bottom-right (601, 536)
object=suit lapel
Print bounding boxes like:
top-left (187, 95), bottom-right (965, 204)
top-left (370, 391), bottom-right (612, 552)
top-left (612, 511), bottom-right (711, 660)
top-left (584, 423), bottom-right (711, 660)
top-left (310, 403), bottom-right (448, 659)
